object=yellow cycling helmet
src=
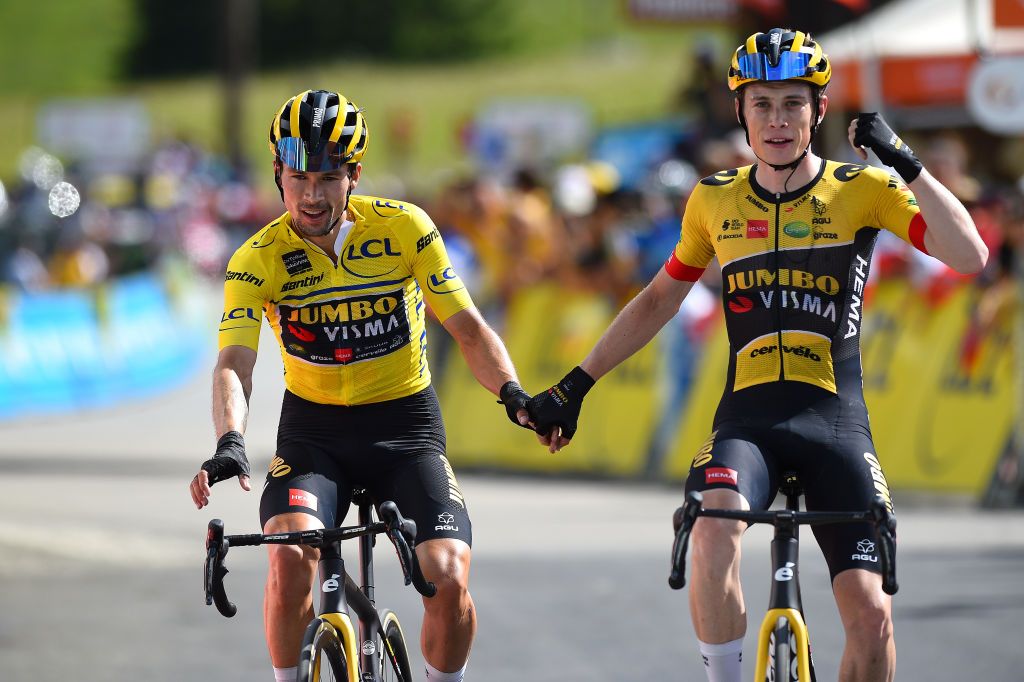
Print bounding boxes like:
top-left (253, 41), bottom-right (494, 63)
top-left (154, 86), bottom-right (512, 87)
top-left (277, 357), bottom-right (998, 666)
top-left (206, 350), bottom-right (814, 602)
top-left (269, 89), bottom-right (369, 171)
top-left (728, 28), bottom-right (831, 92)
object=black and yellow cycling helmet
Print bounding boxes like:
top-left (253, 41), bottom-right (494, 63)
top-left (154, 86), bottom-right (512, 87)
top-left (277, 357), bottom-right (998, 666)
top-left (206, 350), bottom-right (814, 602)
top-left (269, 89), bottom-right (369, 172)
top-left (728, 28), bottom-right (831, 92)
top-left (728, 29), bottom-right (831, 170)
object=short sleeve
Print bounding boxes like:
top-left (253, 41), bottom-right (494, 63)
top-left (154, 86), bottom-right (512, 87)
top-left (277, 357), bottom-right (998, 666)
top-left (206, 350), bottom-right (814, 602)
top-left (666, 183), bottom-right (716, 281)
top-left (868, 169), bottom-right (928, 254)
top-left (218, 249), bottom-right (270, 351)
top-left (407, 206), bottom-right (474, 322)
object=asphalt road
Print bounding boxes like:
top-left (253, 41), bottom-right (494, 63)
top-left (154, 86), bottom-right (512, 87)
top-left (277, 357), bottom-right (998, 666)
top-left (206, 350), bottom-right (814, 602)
top-left (1, 329), bottom-right (1022, 681)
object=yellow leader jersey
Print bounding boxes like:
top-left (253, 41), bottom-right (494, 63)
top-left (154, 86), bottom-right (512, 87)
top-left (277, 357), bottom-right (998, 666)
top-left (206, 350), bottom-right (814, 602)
top-left (218, 195), bottom-right (473, 405)
top-left (666, 160), bottom-right (928, 397)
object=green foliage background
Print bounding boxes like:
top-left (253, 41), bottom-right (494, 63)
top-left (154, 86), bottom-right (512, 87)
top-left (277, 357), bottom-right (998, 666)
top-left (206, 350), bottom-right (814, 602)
top-left (0, 0), bottom-right (733, 188)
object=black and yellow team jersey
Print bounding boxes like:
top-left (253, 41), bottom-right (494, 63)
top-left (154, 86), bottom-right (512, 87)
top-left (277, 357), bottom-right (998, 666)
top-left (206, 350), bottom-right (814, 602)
top-left (666, 159), bottom-right (927, 406)
top-left (218, 195), bottom-right (473, 406)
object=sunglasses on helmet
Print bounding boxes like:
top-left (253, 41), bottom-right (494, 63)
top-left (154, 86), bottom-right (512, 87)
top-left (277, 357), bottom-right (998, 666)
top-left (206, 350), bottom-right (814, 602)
top-left (736, 50), bottom-right (813, 82)
top-left (275, 137), bottom-right (350, 173)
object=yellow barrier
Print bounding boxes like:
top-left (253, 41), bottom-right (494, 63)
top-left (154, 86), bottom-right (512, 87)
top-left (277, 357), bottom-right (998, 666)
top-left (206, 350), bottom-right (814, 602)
top-left (441, 280), bottom-right (1017, 496)
top-left (440, 284), bottom-right (661, 476)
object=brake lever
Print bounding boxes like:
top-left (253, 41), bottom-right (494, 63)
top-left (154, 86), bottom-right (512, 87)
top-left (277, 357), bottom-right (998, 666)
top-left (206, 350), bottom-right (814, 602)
top-left (870, 498), bottom-right (899, 595)
top-left (669, 491), bottom-right (704, 590)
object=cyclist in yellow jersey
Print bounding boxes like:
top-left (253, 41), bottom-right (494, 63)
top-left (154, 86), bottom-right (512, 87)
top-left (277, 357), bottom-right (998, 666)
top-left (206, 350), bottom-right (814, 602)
top-left (188, 89), bottom-right (534, 682)
top-left (527, 29), bottom-right (987, 682)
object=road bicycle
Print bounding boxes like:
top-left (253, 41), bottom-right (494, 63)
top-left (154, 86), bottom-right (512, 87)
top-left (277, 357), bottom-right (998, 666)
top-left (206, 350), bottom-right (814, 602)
top-left (668, 472), bottom-right (898, 682)
top-left (204, 490), bottom-right (436, 681)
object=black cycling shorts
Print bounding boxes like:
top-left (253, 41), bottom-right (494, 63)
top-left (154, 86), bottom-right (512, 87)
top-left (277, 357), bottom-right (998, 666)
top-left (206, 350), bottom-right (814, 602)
top-left (259, 386), bottom-right (472, 548)
top-left (683, 388), bottom-right (895, 581)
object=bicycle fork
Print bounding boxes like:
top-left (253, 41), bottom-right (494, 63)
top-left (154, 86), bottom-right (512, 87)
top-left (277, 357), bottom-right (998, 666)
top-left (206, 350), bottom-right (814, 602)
top-left (755, 512), bottom-right (814, 681)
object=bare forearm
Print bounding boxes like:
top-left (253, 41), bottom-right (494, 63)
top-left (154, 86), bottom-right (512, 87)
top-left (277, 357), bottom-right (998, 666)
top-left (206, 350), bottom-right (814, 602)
top-left (212, 366), bottom-right (251, 437)
top-left (912, 169), bottom-right (988, 273)
top-left (455, 325), bottom-right (519, 396)
top-left (581, 279), bottom-right (690, 380)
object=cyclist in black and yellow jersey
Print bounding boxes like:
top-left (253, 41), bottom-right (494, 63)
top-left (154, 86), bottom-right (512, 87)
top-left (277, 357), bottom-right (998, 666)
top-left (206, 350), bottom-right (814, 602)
top-left (188, 89), bottom-right (533, 682)
top-left (527, 29), bottom-right (987, 682)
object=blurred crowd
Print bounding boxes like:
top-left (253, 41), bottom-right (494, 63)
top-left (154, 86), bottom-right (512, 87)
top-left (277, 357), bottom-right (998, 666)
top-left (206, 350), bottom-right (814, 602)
top-left (1, 87), bottom-right (1021, 374)
top-left (0, 139), bottom-right (275, 293)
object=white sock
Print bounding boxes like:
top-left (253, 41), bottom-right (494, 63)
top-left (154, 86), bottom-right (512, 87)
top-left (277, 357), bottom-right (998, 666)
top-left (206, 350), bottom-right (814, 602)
top-left (697, 638), bottom-right (744, 682)
top-left (273, 666), bottom-right (297, 682)
top-left (424, 660), bottom-right (467, 681)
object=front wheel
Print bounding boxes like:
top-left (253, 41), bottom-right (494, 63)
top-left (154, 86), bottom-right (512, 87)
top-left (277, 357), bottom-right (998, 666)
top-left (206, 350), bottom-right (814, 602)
top-left (374, 609), bottom-right (413, 682)
top-left (298, 617), bottom-right (350, 682)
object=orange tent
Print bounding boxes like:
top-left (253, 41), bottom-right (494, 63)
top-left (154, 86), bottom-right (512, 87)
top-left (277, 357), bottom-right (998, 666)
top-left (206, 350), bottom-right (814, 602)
top-left (820, 0), bottom-right (1024, 110)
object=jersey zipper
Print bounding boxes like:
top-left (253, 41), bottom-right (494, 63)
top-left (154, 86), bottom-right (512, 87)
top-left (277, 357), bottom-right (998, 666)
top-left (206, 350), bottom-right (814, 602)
top-left (774, 192), bottom-right (785, 381)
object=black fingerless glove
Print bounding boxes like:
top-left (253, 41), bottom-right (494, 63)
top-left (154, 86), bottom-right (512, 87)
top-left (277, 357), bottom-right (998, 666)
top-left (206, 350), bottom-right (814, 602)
top-left (200, 430), bottom-right (251, 485)
top-left (526, 366), bottom-right (595, 440)
top-left (853, 112), bottom-right (923, 183)
top-left (498, 381), bottom-right (533, 430)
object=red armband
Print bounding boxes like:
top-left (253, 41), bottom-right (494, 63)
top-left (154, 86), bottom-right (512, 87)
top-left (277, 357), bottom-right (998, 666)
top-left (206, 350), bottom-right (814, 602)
top-left (908, 213), bottom-right (929, 255)
top-left (665, 252), bottom-right (706, 282)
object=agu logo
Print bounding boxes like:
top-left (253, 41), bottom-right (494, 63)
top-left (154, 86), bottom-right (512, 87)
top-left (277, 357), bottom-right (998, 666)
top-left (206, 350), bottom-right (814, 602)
top-left (435, 511), bottom-right (459, 532)
top-left (705, 467), bottom-right (738, 486)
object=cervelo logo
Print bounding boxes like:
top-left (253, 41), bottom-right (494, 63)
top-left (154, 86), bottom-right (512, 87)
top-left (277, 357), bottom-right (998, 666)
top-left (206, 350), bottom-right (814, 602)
top-left (322, 572), bottom-right (341, 592)
top-left (705, 467), bottom-right (738, 486)
top-left (750, 343), bottom-right (822, 362)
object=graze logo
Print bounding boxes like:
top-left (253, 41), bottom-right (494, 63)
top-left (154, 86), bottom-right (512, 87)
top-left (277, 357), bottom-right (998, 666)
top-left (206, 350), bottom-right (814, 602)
top-left (269, 456), bottom-right (292, 477)
top-left (844, 254), bottom-right (869, 339)
top-left (705, 467), bottom-right (738, 486)
top-left (417, 228), bottom-right (440, 253)
top-left (435, 511), bottom-right (459, 532)
top-left (852, 538), bottom-right (878, 562)
top-left (288, 488), bottom-right (318, 511)
top-left (746, 219), bottom-right (769, 238)
top-left (813, 231), bottom-right (838, 240)
top-left (282, 249), bottom-right (313, 276)
top-left (281, 272), bottom-right (325, 292)
top-left (226, 270), bottom-right (265, 287)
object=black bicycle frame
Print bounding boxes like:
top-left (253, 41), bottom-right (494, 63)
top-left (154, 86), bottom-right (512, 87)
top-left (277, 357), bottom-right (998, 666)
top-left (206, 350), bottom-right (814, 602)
top-left (312, 498), bottom-right (397, 680)
top-left (767, 482), bottom-right (806, 617)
